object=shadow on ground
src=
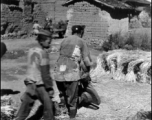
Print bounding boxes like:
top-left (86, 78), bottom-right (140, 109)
top-left (1, 89), bottom-right (20, 96)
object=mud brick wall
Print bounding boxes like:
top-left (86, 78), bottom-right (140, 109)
top-left (66, 1), bottom-right (109, 48)
top-left (33, 4), bottom-right (47, 26)
top-left (1, 5), bottom-right (23, 24)
top-left (37, 0), bottom-right (68, 22)
top-left (1, 4), bottom-right (23, 34)
top-left (1, 3), bottom-right (35, 35)
top-left (22, 5), bottom-right (33, 33)
top-left (1, 4), bottom-right (10, 24)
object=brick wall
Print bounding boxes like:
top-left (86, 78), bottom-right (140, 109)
top-left (33, 4), bottom-right (47, 26)
top-left (22, 5), bottom-right (33, 33)
top-left (64, 1), bottom-right (129, 48)
top-left (65, 1), bottom-right (109, 48)
top-left (38, 0), bottom-right (68, 22)
top-left (1, 4), bottom-right (23, 34)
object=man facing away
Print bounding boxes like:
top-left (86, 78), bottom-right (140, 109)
top-left (33, 20), bottom-right (42, 35)
top-left (53, 25), bottom-right (101, 119)
top-left (15, 30), bottom-right (55, 120)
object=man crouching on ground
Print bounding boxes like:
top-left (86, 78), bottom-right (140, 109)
top-left (15, 30), bottom-right (55, 120)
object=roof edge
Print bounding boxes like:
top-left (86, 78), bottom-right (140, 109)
top-left (62, 0), bottom-right (133, 9)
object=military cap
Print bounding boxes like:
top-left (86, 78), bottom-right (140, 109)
top-left (71, 25), bottom-right (85, 33)
top-left (38, 29), bottom-right (52, 37)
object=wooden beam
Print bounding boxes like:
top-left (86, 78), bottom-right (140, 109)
top-left (94, 0), bottom-right (115, 9)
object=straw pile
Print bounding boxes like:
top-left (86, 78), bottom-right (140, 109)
top-left (90, 50), bottom-right (151, 84)
top-left (1, 96), bottom-right (17, 120)
top-left (126, 109), bottom-right (151, 120)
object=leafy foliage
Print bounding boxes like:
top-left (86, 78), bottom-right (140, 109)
top-left (101, 31), bottom-right (151, 51)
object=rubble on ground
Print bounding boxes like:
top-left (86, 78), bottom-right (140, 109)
top-left (1, 96), bottom-right (17, 120)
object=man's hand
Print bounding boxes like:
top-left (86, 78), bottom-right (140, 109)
top-left (81, 72), bottom-right (90, 80)
top-left (48, 89), bottom-right (54, 98)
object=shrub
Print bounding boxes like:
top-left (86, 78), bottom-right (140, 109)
top-left (1, 96), bottom-right (17, 120)
top-left (140, 33), bottom-right (151, 51)
top-left (101, 31), bottom-right (151, 51)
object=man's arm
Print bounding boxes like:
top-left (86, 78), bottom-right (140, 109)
top-left (40, 51), bottom-right (54, 92)
top-left (81, 41), bottom-right (96, 71)
top-left (81, 41), bottom-right (91, 63)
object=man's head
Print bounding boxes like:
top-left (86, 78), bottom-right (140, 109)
top-left (34, 20), bottom-right (38, 23)
top-left (36, 30), bottom-right (52, 49)
top-left (71, 25), bottom-right (85, 38)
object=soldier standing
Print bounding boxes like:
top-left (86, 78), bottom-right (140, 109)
top-left (53, 25), bottom-right (101, 119)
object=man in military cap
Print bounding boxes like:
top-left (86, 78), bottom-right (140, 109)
top-left (15, 30), bottom-right (55, 120)
top-left (53, 25), bottom-right (101, 119)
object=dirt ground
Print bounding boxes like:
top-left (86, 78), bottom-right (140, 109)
top-left (1, 37), bottom-right (151, 120)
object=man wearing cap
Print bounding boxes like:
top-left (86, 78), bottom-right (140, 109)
top-left (53, 25), bottom-right (101, 118)
top-left (15, 30), bottom-right (55, 120)
top-left (33, 20), bottom-right (42, 35)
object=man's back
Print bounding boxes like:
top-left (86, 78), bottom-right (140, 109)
top-left (33, 23), bottom-right (41, 30)
top-left (60, 35), bottom-right (86, 58)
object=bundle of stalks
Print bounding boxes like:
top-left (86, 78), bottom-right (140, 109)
top-left (95, 49), bottom-right (151, 84)
top-left (126, 110), bottom-right (151, 120)
top-left (1, 96), bottom-right (17, 120)
top-left (125, 59), bottom-right (145, 83)
top-left (112, 67), bottom-right (126, 81)
top-left (90, 52), bottom-right (109, 82)
top-left (112, 56), bottom-right (137, 81)
top-left (138, 60), bottom-right (151, 84)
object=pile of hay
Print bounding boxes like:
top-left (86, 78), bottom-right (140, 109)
top-left (90, 50), bottom-right (151, 84)
top-left (1, 96), bottom-right (17, 120)
top-left (126, 110), bottom-right (151, 120)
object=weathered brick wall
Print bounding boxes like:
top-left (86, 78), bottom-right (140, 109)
top-left (1, 4), bottom-right (23, 34)
top-left (22, 5), bottom-right (33, 33)
top-left (65, 1), bottom-right (129, 48)
top-left (37, 0), bottom-right (68, 22)
top-left (33, 4), bottom-right (47, 26)
top-left (65, 1), bottom-right (108, 48)
top-left (1, 4), bottom-right (10, 24)
top-left (1, 3), bottom-right (34, 35)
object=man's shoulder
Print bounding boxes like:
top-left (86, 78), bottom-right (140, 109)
top-left (64, 35), bottom-right (84, 41)
top-left (28, 47), bottom-right (49, 60)
top-left (29, 47), bottom-right (42, 53)
top-left (28, 47), bottom-right (43, 57)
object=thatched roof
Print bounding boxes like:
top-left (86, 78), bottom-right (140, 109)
top-left (62, 0), bottom-right (133, 9)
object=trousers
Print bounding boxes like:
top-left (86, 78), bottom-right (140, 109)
top-left (15, 83), bottom-right (55, 120)
top-left (56, 79), bottom-right (101, 118)
top-left (56, 81), bottom-right (79, 118)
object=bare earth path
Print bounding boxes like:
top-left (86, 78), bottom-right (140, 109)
top-left (1, 37), bottom-right (151, 120)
